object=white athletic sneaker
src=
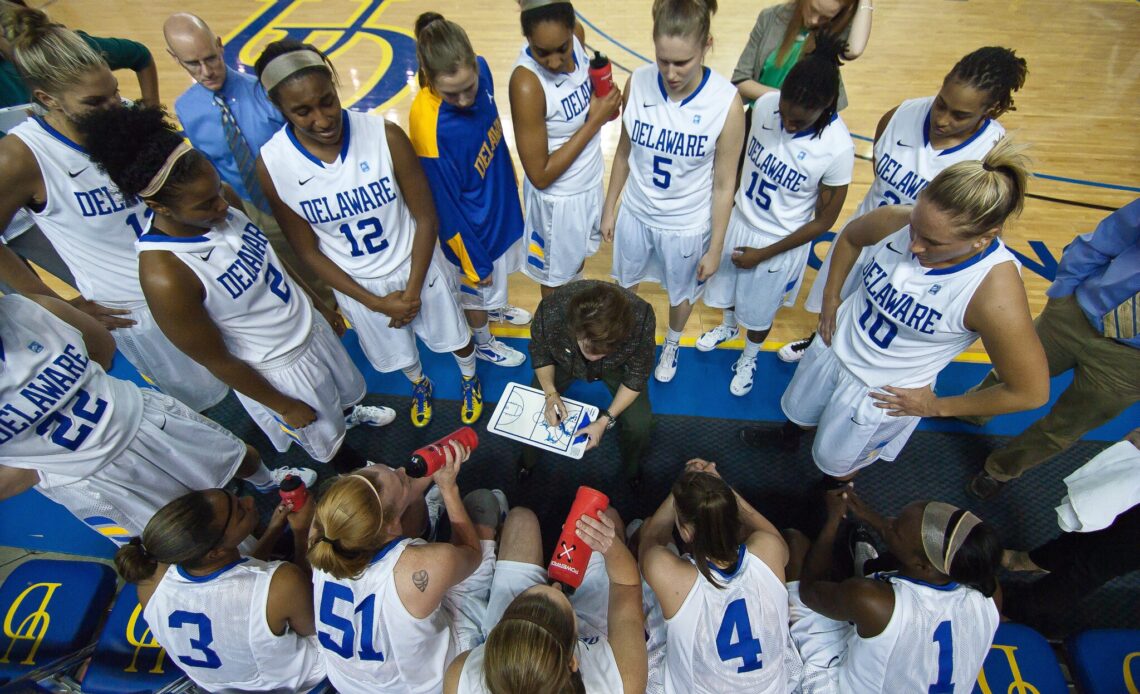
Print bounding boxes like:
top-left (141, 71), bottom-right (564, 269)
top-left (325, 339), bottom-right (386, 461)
top-left (255, 466), bottom-right (318, 493)
top-left (474, 338), bottom-right (526, 367)
top-left (490, 489), bottom-right (510, 527)
top-left (488, 305), bottom-right (532, 326)
top-left (654, 341), bottom-right (680, 383)
top-left (425, 485), bottom-right (444, 541)
top-left (696, 323), bottom-right (739, 352)
top-left (777, 334), bottom-right (813, 363)
top-left (729, 353), bottom-right (757, 396)
top-left (345, 404), bottom-right (397, 429)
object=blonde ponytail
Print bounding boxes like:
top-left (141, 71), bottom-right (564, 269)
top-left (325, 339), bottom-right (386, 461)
top-left (308, 474), bottom-right (392, 580)
top-left (6, 4), bottom-right (106, 101)
top-left (921, 137), bottom-right (1031, 237)
top-left (652, 0), bottom-right (717, 44)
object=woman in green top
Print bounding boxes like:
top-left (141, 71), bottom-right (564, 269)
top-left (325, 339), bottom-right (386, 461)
top-left (732, 0), bottom-right (874, 109)
top-left (0, 0), bottom-right (159, 108)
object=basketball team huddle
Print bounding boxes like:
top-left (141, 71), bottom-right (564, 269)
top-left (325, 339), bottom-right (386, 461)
top-left (3, 0), bottom-right (1127, 691)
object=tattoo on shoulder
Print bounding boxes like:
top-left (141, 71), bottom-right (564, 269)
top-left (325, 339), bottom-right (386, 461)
top-left (412, 569), bottom-right (429, 592)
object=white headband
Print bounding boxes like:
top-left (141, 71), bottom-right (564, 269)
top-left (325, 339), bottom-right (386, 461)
top-left (921, 501), bottom-right (983, 575)
top-left (138, 141), bottom-right (193, 198)
top-left (520, 0), bottom-right (572, 11)
top-left (259, 50), bottom-right (330, 93)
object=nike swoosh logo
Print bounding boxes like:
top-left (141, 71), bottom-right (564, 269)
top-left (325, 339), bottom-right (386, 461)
top-left (298, 176), bottom-right (315, 186)
top-left (682, 252), bottom-right (694, 258)
top-left (67, 167), bottom-right (88, 178)
top-left (555, 79), bottom-right (567, 87)
top-left (885, 242), bottom-right (902, 254)
top-left (428, 278), bottom-right (437, 288)
top-left (195, 249), bottom-right (214, 261)
top-left (642, 101), bottom-right (656, 108)
top-left (896, 140), bottom-right (911, 148)
top-left (761, 124), bottom-right (774, 130)
top-left (767, 268), bottom-right (780, 273)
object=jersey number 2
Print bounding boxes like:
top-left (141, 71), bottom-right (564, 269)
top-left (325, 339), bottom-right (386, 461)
top-left (716, 598), bottom-right (763, 673)
top-left (929, 620), bottom-right (955, 693)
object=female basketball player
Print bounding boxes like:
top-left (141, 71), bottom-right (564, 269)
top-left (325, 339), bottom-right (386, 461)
top-left (779, 46), bottom-right (1029, 363)
top-left (0, 21), bottom-right (227, 411)
top-left (639, 459), bottom-right (791, 693)
top-left (777, 139), bottom-right (1049, 481)
top-left (699, 34), bottom-right (853, 396)
top-left (784, 491), bottom-right (1001, 692)
top-left (308, 442), bottom-right (500, 694)
top-left (0, 293), bottom-right (302, 546)
top-left (254, 40), bottom-right (481, 429)
top-left (116, 489), bottom-right (326, 693)
top-left (509, 0), bottom-right (621, 297)
top-left (444, 505), bottom-right (647, 693)
top-left (601, 0), bottom-right (745, 383)
top-left (409, 12), bottom-right (532, 369)
top-left (80, 105), bottom-right (393, 473)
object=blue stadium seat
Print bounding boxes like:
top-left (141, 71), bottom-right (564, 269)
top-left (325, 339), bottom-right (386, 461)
top-left (0, 559), bottom-right (116, 684)
top-left (81, 583), bottom-right (186, 694)
top-left (1067, 629), bottom-right (1140, 694)
top-left (972, 622), bottom-right (1067, 694)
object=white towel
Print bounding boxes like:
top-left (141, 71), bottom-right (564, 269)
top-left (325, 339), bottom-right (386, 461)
top-left (1056, 440), bottom-right (1140, 532)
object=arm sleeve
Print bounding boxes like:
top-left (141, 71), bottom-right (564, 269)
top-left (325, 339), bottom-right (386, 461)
top-left (78, 31), bottom-right (153, 72)
top-left (1046, 207), bottom-right (1138, 298)
top-left (731, 12), bottom-right (772, 84)
top-left (621, 305), bottom-right (657, 391)
top-left (528, 303), bottom-right (555, 370)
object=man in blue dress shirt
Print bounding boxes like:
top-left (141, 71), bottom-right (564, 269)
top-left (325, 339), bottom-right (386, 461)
top-left (162, 13), bottom-right (329, 300)
top-left (966, 199), bottom-right (1140, 499)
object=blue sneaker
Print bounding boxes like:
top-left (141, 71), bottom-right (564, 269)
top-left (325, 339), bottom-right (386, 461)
top-left (460, 375), bottom-right (483, 424)
top-left (411, 377), bottom-right (433, 428)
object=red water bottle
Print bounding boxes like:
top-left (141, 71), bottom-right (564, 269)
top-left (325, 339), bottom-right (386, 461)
top-left (407, 427), bottom-right (479, 478)
top-left (588, 51), bottom-right (619, 121)
top-left (548, 486), bottom-right (610, 592)
top-left (278, 475), bottom-right (309, 511)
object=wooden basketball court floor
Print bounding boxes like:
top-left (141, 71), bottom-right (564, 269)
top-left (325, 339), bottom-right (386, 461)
top-left (38, 0), bottom-right (1140, 358)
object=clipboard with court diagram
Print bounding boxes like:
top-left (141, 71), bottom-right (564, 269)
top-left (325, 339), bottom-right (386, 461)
top-left (488, 383), bottom-right (599, 459)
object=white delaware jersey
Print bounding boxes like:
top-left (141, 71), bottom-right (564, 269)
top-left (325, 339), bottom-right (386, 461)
top-left (145, 558), bottom-right (326, 693)
top-left (0, 294), bottom-right (143, 481)
top-left (736, 91), bottom-right (854, 236)
top-left (8, 117), bottom-right (150, 302)
top-left (457, 637), bottom-right (623, 693)
top-left (135, 210), bottom-right (313, 365)
top-left (513, 36), bottom-right (603, 196)
top-left (621, 64), bottom-right (738, 230)
top-left (838, 573), bottom-right (999, 694)
top-left (830, 226), bottom-right (1017, 389)
top-left (261, 110), bottom-right (415, 279)
top-left (663, 545), bottom-right (790, 694)
top-left (855, 96), bottom-right (1005, 217)
top-left (312, 537), bottom-right (456, 694)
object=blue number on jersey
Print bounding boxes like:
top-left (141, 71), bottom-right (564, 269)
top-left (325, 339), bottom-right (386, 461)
top-left (857, 299), bottom-right (899, 349)
top-left (715, 598), bottom-right (764, 673)
top-left (928, 620), bottom-right (955, 693)
top-left (652, 155), bottom-right (673, 189)
top-left (878, 191), bottom-right (902, 207)
top-left (318, 582), bottom-right (385, 661)
top-left (167, 610), bottom-right (223, 669)
top-left (263, 263), bottom-right (292, 304)
top-left (124, 209), bottom-right (153, 238)
top-left (338, 217), bottom-right (390, 257)
top-left (34, 387), bottom-right (108, 451)
top-left (743, 172), bottom-right (779, 211)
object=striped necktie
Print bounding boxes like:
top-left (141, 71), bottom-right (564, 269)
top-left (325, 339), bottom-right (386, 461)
top-left (213, 93), bottom-right (271, 213)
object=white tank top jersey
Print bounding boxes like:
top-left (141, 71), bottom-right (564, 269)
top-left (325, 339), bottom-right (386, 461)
top-left (621, 64), bottom-right (738, 230)
top-left (663, 544), bottom-right (789, 694)
top-left (855, 96), bottom-right (1005, 218)
top-left (312, 537), bottom-right (456, 694)
top-left (7, 117), bottom-right (150, 303)
top-left (0, 294), bottom-right (143, 482)
top-left (260, 109), bottom-right (415, 280)
top-left (457, 636), bottom-right (623, 693)
top-left (135, 210), bottom-right (313, 365)
top-left (144, 557), bottom-right (326, 693)
top-left (830, 225), bottom-right (1017, 389)
top-left (838, 573), bottom-right (999, 694)
top-left (736, 92), bottom-right (854, 237)
top-left (513, 36), bottom-right (603, 196)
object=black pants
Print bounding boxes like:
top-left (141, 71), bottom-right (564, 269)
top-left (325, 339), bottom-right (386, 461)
top-left (522, 368), bottom-right (654, 479)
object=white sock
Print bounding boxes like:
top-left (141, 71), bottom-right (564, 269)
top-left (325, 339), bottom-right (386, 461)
top-left (665, 328), bottom-right (682, 344)
top-left (473, 324), bottom-right (492, 346)
top-left (742, 336), bottom-right (762, 359)
top-left (246, 463), bottom-right (274, 489)
top-left (454, 350), bottom-right (477, 378)
top-left (723, 310), bottom-right (738, 329)
top-left (402, 361), bottom-right (424, 383)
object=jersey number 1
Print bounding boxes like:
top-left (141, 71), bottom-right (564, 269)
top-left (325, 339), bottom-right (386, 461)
top-left (716, 598), bottom-right (763, 673)
top-left (929, 620), bottom-right (955, 693)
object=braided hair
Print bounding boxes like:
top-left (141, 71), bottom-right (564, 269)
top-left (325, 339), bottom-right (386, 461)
top-left (780, 31), bottom-right (846, 138)
top-left (945, 47), bottom-right (1028, 118)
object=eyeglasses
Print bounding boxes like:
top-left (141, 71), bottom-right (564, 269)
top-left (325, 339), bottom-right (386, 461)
top-left (178, 53), bottom-right (225, 74)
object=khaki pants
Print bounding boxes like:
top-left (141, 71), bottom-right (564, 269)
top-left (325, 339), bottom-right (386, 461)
top-left (969, 295), bottom-right (1140, 480)
top-left (243, 203), bottom-right (335, 307)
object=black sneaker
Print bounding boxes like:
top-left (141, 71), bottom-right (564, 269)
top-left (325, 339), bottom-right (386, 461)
top-left (966, 470), bottom-right (1006, 500)
top-left (739, 421), bottom-right (804, 452)
top-left (777, 333), bottom-right (814, 363)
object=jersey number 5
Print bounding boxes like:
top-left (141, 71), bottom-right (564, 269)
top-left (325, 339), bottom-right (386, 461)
top-left (652, 155), bottom-right (673, 190)
top-left (716, 598), bottom-right (763, 673)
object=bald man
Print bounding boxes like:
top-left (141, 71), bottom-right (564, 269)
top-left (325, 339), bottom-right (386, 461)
top-left (163, 13), bottom-right (329, 301)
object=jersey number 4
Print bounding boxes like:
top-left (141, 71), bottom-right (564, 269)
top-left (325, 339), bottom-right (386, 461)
top-left (716, 598), bottom-right (764, 673)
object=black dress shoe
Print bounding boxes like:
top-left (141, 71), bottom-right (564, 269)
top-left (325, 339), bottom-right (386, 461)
top-left (739, 421), bottom-right (803, 452)
top-left (966, 471), bottom-right (1006, 500)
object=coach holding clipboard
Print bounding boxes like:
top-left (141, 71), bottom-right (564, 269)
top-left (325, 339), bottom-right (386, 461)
top-left (523, 280), bottom-right (656, 486)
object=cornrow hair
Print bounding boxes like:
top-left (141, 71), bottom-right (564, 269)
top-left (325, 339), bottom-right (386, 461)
top-left (780, 31), bottom-right (846, 138)
top-left (946, 47), bottom-right (1028, 118)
